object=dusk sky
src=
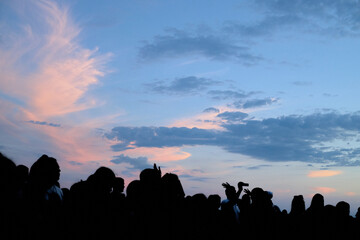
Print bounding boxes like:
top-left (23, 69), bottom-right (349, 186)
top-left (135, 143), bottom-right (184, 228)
top-left (1, 0), bottom-right (360, 214)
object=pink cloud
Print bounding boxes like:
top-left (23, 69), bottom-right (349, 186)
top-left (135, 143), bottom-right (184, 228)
top-left (307, 170), bottom-right (342, 178)
top-left (0, 0), bottom-right (110, 118)
top-left (346, 192), bottom-right (356, 196)
top-left (313, 187), bottom-right (336, 194)
top-left (0, 0), bottom-right (113, 171)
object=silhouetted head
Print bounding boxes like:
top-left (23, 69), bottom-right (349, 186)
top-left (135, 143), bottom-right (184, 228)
top-left (191, 193), bottom-right (207, 208)
top-left (250, 187), bottom-right (266, 205)
top-left (0, 152), bottom-right (16, 195)
top-left (92, 166), bottom-right (116, 193)
top-left (126, 180), bottom-right (142, 201)
top-left (323, 204), bottom-right (336, 219)
top-left (15, 165), bottom-right (29, 182)
top-left (208, 194), bottom-right (221, 210)
top-left (336, 201), bottom-right (350, 218)
top-left (309, 193), bottom-right (324, 211)
top-left (222, 182), bottom-right (237, 202)
top-left (241, 193), bottom-right (251, 206)
top-left (290, 195), bottom-right (305, 216)
top-left (29, 154), bottom-right (60, 189)
top-left (139, 164), bottom-right (162, 200)
top-left (113, 177), bottom-right (125, 193)
top-left (140, 166), bottom-right (161, 185)
top-left (355, 207), bottom-right (360, 219)
top-left (161, 173), bottom-right (185, 201)
top-left (0, 152), bottom-right (16, 181)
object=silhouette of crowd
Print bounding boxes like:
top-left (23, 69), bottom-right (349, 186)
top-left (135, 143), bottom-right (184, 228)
top-left (1, 152), bottom-right (360, 240)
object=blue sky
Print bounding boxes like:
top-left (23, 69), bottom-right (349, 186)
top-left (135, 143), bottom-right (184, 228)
top-left (1, 0), bottom-right (360, 214)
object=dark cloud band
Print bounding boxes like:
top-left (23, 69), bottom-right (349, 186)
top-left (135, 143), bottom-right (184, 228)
top-left (106, 112), bottom-right (360, 166)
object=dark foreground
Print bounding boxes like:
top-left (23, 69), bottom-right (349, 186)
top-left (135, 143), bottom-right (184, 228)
top-left (1, 152), bottom-right (360, 240)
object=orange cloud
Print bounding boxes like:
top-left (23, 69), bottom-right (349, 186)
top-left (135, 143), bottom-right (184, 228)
top-left (307, 170), bottom-right (342, 178)
top-left (313, 187), bottom-right (336, 194)
top-left (346, 192), bottom-right (356, 196)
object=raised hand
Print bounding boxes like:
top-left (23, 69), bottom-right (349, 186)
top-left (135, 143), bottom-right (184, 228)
top-left (222, 182), bottom-right (232, 189)
top-left (153, 163), bottom-right (161, 177)
top-left (243, 188), bottom-right (251, 195)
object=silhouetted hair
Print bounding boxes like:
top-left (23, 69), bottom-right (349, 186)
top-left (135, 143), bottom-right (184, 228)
top-left (29, 154), bottom-right (60, 188)
top-left (308, 193), bottom-right (324, 212)
top-left (336, 201), bottom-right (350, 217)
top-left (161, 172), bottom-right (185, 200)
top-left (91, 166), bottom-right (116, 193)
top-left (208, 194), bottom-right (221, 210)
top-left (290, 195), bottom-right (305, 216)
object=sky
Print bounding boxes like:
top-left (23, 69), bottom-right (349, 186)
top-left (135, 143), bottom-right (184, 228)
top-left (1, 0), bottom-right (360, 215)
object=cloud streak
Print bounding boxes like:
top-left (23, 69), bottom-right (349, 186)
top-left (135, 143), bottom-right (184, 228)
top-left (308, 170), bottom-right (342, 178)
top-left (138, 29), bottom-right (262, 65)
top-left (313, 187), bottom-right (336, 194)
top-left (27, 120), bottom-right (61, 128)
top-left (146, 76), bottom-right (221, 95)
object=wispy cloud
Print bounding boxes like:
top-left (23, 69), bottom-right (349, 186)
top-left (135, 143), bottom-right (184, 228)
top-left (203, 107), bottom-right (220, 113)
top-left (223, 14), bottom-right (302, 37)
top-left (308, 170), bottom-right (342, 178)
top-left (146, 76), bottom-right (221, 95)
top-left (0, 0), bottom-right (113, 170)
top-left (27, 120), bottom-right (61, 128)
top-left (239, 98), bottom-right (278, 109)
top-left (1, 0), bottom-right (109, 118)
top-left (246, 164), bottom-right (272, 170)
top-left (138, 29), bottom-right (262, 65)
top-left (216, 111), bottom-right (249, 122)
top-left (293, 81), bottom-right (312, 86)
top-left (207, 90), bottom-right (254, 100)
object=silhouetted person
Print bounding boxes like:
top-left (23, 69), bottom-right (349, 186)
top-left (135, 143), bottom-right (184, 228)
top-left (14, 164), bottom-right (29, 200)
top-left (205, 194), bottom-right (222, 240)
top-left (29, 154), bottom-right (63, 204)
top-left (69, 166), bottom-right (116, 240)
top-left (290, 195), bottom-right (306, 217)
top-left (305, 193), bottom-right (325, 239)
top-left (0, 152), bottom-right (16, 201)
top-left (334, 201), bottom-right (355, 238)
top-left (161, 172), bottom-right (185, 206)
top-left (356, 207), bottom-right (360, 219)
top-left (220, 182), bottom-right (247, 238)
top-left (124, 179), bottom-right (145, 240)
top-left (208, 194), bottom-right (221, 211)
top-left (287, 195), bottom-right (306, 239)
top-left (0, 152), bottom-right (17, 239)
top-left (113, 177), bottom-right (125, 195)
top-left (27, 154), bottom-right (63, 240)
top-left (245, 187), bottom-right (277, 239)
top-left (139, 163), bottom-right (162, 202)
top-left (307, 193), bottom-right (324, 215)
top-left (110, 176), bottom-right (126, 237)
